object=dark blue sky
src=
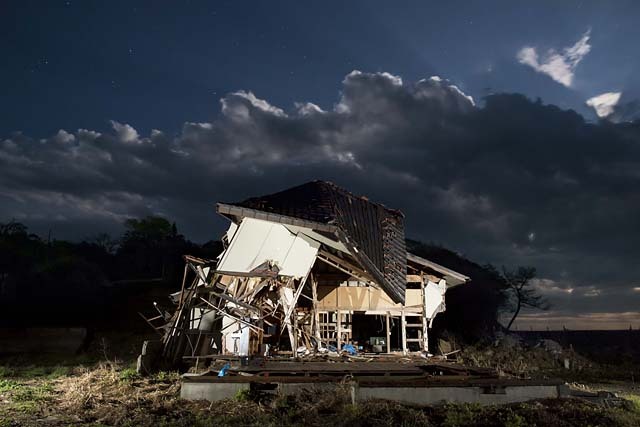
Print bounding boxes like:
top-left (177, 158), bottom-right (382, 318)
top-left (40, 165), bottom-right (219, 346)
top-left (2, 1), bottom-right (640, 328)
top-left (2, 0), bottom-right (639, 137)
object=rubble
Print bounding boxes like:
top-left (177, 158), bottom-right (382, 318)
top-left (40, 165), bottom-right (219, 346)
top-left (139, 181), bottom-right (470, 371)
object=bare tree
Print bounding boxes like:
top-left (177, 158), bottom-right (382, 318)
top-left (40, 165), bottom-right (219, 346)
top-left (92, 233), bottom-right (118, 254)
top-left (502, 266), bottom-right (549, 330)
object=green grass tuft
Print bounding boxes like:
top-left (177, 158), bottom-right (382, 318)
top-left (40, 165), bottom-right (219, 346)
top-left (0, 379), bottom-right (20, 393)
top-left (119, 367), bottom-right (140, 382)
top-left (12, 382), bottom-right (54, 402)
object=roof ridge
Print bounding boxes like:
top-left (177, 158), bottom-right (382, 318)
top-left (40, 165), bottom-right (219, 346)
top-left (309, 180), bottom-right (404, 218)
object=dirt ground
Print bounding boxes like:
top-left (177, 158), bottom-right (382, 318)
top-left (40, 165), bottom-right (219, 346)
top-left (1, 334), bottom-right (639, 426)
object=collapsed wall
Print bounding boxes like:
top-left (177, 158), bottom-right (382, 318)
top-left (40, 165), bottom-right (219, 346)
top-left (138, 181), bottom-right (469, 369)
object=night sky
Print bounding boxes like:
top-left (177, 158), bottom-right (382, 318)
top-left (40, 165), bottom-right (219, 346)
top-left (2, 0), bottom-right (640, 329)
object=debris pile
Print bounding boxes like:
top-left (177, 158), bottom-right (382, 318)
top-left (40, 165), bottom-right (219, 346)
top-left (139, 181), bottom-right (469, 370)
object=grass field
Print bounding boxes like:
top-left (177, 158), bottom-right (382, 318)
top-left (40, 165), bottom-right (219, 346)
top-left (1, 360), bottom-right (639, 426)
top-left (1, 333), bottom-right (639, 426)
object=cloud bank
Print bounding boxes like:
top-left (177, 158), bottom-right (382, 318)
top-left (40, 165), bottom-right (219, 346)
top-left (2, 70), bottom-right (640, 326)
top-left (517, 30), bottom-right (591, 87)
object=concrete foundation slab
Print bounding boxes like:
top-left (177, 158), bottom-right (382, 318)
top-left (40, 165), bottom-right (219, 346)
top-left (180, 381), bottom-right (249, 401)
top-left (180, 377), bottom-right (562, 406)
top-left (357, 384), bottom-right (558, 405)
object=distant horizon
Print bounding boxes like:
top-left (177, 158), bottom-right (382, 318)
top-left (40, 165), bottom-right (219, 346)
top-left (508, 311), bottom-right (640, 332)
top-left (512, 326), bottom-right (640, 332)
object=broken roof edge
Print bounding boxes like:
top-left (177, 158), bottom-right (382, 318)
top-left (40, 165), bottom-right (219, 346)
top-left (319, 180), bottom-right (405, 219)
top-left (232, 180), bottom-right (405, 220)
top-left (216, 202), bottom-right (338, 233)
top-left (406, 252), bottom-right (470, 287)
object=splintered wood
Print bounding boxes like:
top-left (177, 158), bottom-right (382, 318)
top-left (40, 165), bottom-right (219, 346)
top-left (148, 246), bottom-right (458, 366)
top-left (158, 255), bottom-right (317, 364)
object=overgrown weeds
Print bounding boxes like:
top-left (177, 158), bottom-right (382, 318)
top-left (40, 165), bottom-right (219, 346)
top-left (1, 358), bottom-right (639, 426)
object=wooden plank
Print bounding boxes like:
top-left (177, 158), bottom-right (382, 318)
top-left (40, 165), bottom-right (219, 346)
top-left (406, 274), bottom-right (423, 283)
top-left (210, 290), bottom-right (260, 314)
top-left (177, 264), bottom-right (189, 306)
top-left (421, 275), bottom-right (429, 352)
top-left (228, 361), bottom-right (425, 373)
top-left (401, 309), bottom-right (407, 355)
top-left (385, 312), bottom-right (391, 354)
top-left (138, 312), bottom-right (164, 336)
top-left (198, 297), bottom-right (261, 332)
top-left (311, 273), bottom-right (321, 344)
top-left (336, 309), bottom-right (342, 348)
top-left (316, 250), bottom-right (376, 284)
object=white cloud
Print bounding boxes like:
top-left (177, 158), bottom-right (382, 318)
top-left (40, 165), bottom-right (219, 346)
top-left (517, 30), bottom-right (591, 87)
top-left (532, 278), bottom-right (574, 295)
top-left (77, 129), bottom-right (101, 140)
top-left (586, 92), bottom-right (622, 118)
top-left (110, 120), bottom-right (140, 143)
top-left (414, 76), bottom-right (476, 111)
top-left (53, 129), bottom-right (75, 144)
top-left (583, 286), bottom-right (601, 297)
top-left (295, 102), bottom-right (325, 116)
top-left (379, 72), bottom-right (403, 86)
top-left (221, 90), bottom-right (286, 121)
top-left (448, 84), bottom-right (476, 106)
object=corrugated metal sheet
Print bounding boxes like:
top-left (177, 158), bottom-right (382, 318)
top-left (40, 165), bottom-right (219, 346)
top-left (221, 181), bottom-right (407, 303)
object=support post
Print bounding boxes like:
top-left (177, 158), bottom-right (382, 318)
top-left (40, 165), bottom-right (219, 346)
top-left (385, 311), bottom-right (391, 354)
top-left (336, 309), bottom-right (342, 349)
top-left (311, 274), bottom-right (321, 344)
top-left (292, 307), bottom-right (298, 354)
top-left (401, 309), bottom-right (407, 355)
top-left (421, 275), bottom-right (429, 353)
top-left (177, 264), bottom-right (189, 307)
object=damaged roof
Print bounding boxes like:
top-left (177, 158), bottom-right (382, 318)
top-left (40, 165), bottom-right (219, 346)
top-left (406, 252), bottom-right (470, 288)
top-left (217, 181), bottom-right (407, 304)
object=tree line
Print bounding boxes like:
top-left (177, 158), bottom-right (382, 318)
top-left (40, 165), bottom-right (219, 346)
top-left (0, 218), bottom-right (546, 340)
top-left (0, 217), bottom-right (221, 328)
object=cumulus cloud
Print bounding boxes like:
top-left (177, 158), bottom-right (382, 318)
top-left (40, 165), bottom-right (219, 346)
top-left (586, 92), bottom-right (622, 118)
top-left (1, 70), bottom-right (640, 324)
top-left (110, 120), bottom-right (140, 143)
top-left (221, 90), bottom-right (286, 121)
top-left (517, 30), bottom-right (591, 87)
top-left (53, 129), bottom-right (75, 144)
top-left (295, 102), bottom-right (325, 116)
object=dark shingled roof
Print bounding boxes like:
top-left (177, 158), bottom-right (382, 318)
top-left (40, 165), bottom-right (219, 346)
top-left (223, 181), bottom-right (407, 303)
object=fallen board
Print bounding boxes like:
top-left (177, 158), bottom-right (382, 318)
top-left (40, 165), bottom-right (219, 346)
top-left (204, 361), bottom-right (499, 379)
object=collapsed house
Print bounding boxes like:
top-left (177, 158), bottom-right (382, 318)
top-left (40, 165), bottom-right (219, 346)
top-left (152, 181), bottom-right (469, 365)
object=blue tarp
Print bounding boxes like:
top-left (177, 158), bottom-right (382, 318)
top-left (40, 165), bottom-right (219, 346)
top-left (342, 343), bottom-right (357, 355)
top-left (218, 362), bottom-right (231, 377)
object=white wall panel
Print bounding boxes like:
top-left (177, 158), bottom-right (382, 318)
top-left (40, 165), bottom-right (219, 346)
top-left (424, 279), bottom-right (447, 319)
top-left (217, 217), bottom-right (319, 278)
